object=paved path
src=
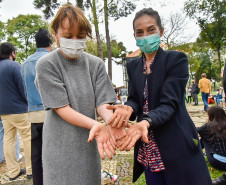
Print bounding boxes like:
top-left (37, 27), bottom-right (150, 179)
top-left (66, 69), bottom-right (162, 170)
top-left (0, 103), bottom-right (210, 185)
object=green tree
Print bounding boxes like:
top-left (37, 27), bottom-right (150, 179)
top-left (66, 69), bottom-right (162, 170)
top-left (6, 14), bottom-right (48, 63)
top-left (184, 0), bottom-right (226, 73)
top-left (86, 38), bottom-right (126, 60)
top-left (85, 0), bottom-right (104, 60)
top-left (0, 21), bottom-right (5, 42)
top-left (33, 0), bottom-right (60, 19)
top-left (170, 38), bottom-right (219, 85)
top-left (104, 0), bottom-right (136, 80)
top-left (33, 0), bottom-right (84, 19)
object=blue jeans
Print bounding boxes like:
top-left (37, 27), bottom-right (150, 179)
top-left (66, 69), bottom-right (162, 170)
top-left (201, 92), bottom-right (209, 111)
top-left (0, 119), bottom-right (20, 163)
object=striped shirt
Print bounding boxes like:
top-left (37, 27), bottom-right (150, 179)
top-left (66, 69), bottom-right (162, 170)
top-left (137, 54), bottom-right (165, 172)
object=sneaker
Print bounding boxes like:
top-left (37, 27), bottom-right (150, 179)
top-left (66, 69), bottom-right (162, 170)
top-left (212, 174), bottom-right (226, 185)
top-left (9, 168), bottom-right (26, 181)
top-left (17, 154), bottom-right (23, 161)
top-left (101, 171), bottom-right (118, 184)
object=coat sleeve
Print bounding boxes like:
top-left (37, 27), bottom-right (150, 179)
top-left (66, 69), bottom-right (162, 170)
top-left (124, 61), bottom-right (141, 121)
top-left (197, 123), bottom-right (209, 140)
top-left (13, 62), bottom-right (27, 102)
top-left (223, 65), bottom-right (226, 93)
top-left (146, 52), bottom-right (189, 129)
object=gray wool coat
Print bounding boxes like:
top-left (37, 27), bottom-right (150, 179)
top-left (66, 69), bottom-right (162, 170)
top-left (35, 49), bottom-right (117, 185)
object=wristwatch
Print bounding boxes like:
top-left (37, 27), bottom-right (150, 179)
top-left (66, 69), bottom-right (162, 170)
top-left (142, 116), bottom-right (152, 125)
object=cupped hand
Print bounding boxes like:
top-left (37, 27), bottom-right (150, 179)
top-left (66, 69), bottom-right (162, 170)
top-left (106, 105), bottom-right (133, 128)
top-left (88, 123), bottom-right (116, 159)
top-left (118, 120), bottom-right (150, 151)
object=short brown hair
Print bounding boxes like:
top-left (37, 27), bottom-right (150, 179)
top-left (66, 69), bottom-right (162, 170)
top-left (201, 73), bottom-right (206, 78)
top-left (51, 4), bottom-right (92, 38)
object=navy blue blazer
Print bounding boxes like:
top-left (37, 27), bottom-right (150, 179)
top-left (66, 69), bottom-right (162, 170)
top-left (125, 48), bottom-right (212, 185)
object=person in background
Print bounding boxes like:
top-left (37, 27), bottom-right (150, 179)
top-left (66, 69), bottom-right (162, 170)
top-left (208, 93), bottom-right (215, 104)
top-left (21, 28), bottom-right (53, 185)
top-left (216, 64), bottom-right (226, 185)
top-left (197, 106), bottom-right (226, 185)
top-left (107, 7), bottom-right (211, 185)
top-left (191, 80), bottom-right (199, 106)
top-left (0, 118), bottom-right (22, 164)
top-left (199, 73), bottom-right (211, 112)
top-left (187, 86), bottom-right (192, 104)
top-left (214, 89), bottom-right (223, 106)
top-left (0, 42), bottom-right (32, 181)
top-left (184, 89), bottom-right (188, 103)
top-left (121, 88), bottom-right (128, 105)
top-left (35, 4), bottom-right (123, 185)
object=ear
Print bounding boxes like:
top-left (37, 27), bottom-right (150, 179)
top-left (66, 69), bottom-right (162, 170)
top-left (159, 28), bottom-right (164, 37)
top-left (12, 51), bottom-right (16, 58)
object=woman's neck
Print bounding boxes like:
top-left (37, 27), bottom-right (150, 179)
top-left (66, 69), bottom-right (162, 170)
top-left (144, 50), bottom-right (157, 63)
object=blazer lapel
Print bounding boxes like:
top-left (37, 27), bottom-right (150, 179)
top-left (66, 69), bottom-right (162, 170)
top-left (134, 58), bottom-right (146, 106)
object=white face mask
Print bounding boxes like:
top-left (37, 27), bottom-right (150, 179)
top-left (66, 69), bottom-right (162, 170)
top-left (59, 38), bottom-right (86, 59)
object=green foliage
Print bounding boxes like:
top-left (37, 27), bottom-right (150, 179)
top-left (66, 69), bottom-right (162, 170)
top-left (0, 21), bottom-right (5, 42)
top-left (33, 0), bottom-right (60, 19)
top-left (33, 0), bottom-right (84, 19)
top-left (86, 38), bottom-right (127, 61)
top-left (6, 14), bottom-right (48, 63)
top-left (108, 0), bottom-right (136, 21)
top-left (184, 0), bottom-right (226, 72)
top-left (169, 40), bottom-right (221, 83)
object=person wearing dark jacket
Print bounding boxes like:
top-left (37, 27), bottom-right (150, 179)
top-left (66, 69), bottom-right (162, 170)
top-left (213, 65), bottom-right (226, 185)
top-left (0, 42), bottom-right (32, 180)
top-left (191, 80), bottom-right (199, 105)
top-left (107, 7), bottom-right (211, 185)
top-left (197, 106), bottom-right (226, 185)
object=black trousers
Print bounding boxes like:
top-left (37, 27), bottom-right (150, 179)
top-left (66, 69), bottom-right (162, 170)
top-left (31, 123), bottom-right (44, 185)
top-left (192, 93), bottom-right (198, 105)
top-left (201, 139), bottom-right (226, 171)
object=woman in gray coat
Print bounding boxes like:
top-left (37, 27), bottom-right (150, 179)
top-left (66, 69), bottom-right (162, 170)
top-left (35, 4), bottom-right (123, 185)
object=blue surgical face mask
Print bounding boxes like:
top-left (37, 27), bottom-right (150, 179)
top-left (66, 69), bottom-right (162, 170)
top-left (136, 33), bottom-right (160, 54)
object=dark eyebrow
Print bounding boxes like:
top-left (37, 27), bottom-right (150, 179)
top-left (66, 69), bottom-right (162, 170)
top-left (147, 25), bottom-right (156, 29)
top-left (135, 29), bottom-right (143, 32)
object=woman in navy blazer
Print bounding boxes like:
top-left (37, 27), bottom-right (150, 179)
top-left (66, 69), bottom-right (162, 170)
top-left (107, 7), bottom-right (212, 185)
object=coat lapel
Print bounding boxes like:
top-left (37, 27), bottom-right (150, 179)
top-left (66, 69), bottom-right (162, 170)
top-left (134, 58), bottom-right (146, 107)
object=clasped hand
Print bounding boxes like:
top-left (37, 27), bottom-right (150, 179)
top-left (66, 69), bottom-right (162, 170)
top-left (88, 105), bottom-right (150, 159)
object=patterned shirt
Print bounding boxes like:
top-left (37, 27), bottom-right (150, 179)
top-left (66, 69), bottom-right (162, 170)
top-left (197, 123), bottom-right (226, 156)
top-left (137, 54), bottom-right (165, 172)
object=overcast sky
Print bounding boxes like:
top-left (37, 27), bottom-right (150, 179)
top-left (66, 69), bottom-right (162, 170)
top-left (0, 0), bottom-right (200, 87)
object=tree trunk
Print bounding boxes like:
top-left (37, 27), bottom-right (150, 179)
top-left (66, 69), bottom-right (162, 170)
top-left (90, 0), bottom-right (104, 60)
top-left (217, 47), bottom-right (221, 74)
top-left (104, 0), bottom-right (112, 80)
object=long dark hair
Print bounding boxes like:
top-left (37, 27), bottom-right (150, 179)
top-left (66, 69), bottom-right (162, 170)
top-left (207, 106), bottom-right (226, 140)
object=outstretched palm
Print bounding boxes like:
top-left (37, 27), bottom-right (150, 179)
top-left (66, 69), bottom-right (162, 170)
top-left (88, 123), bottom-right (116, 159)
